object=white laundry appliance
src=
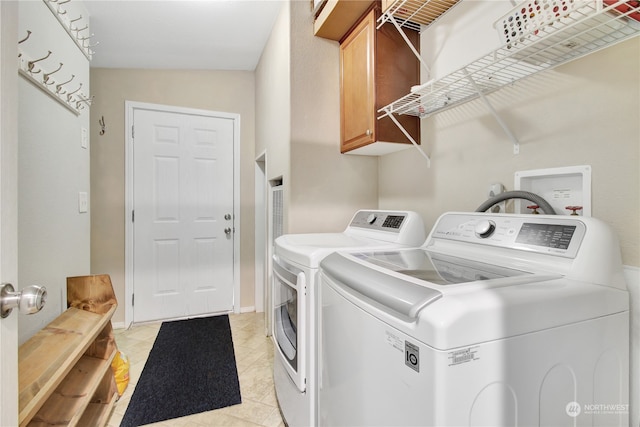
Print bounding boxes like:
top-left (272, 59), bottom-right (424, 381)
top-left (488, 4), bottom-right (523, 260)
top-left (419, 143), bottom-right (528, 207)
top-left (319, 212), bottom-right (629, 427)
top-left (272, 210), bottom-right (426, 427)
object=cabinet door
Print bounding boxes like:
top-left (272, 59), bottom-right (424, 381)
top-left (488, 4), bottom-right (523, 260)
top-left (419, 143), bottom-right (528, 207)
top-left (340, 10), bottom-right (375, 152)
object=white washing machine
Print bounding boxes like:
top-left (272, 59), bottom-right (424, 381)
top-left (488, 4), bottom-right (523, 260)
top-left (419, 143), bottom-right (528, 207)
top-left (272, 210), bottom-right (426, 427)
top-left (319, 212), bottom-right (630, 427)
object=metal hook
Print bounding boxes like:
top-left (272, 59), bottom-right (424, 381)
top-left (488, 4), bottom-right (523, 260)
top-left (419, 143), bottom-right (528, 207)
top-left (19, 30), bottom-right (32, 45)
top-left (56, 74), bottom-right (74, 94)
top-left (98, 116), bottom-right (106, 135)
top-left (43, 62), bottom-right (63, 85)
top-left (70, 15), bottom-right (82, 24)
top-left (76, 95), bottom-right (94, 110)
top-left (66, 83), bottom-right (82, 102)
top-left (78, 33), bottom-right (94, 42)
top-left (18, 31), bottom-right (32, 58)
top-left (28, 51), bottom-right (52, 74)
top-left (74, 24), bottom-right (89, 35)
top-left (67, 83), bottom-right (82, 102)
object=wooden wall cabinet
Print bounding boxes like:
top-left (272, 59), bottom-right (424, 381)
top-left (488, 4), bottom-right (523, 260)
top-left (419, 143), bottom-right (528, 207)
top-left (340, 5), bottom-right (420, 155)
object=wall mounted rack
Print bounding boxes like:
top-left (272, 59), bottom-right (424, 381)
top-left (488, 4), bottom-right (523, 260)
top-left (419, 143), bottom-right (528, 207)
top-left (377, 0), bottom-right (640, 163)
top-left (18, 48), bottom-right (92, 116)
top-left (42, 0), bottom-right (94, 60)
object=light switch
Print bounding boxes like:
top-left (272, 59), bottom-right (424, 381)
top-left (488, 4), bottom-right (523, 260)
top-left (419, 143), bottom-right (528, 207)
top-left (81, 128), bottom-right (88, 149)
top-left (78, 192), bottom-right (88, 213)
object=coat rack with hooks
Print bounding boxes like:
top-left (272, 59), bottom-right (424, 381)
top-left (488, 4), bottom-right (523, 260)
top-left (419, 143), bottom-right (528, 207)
top-left (18, 29), bottom-right (92, 116)
top-left (376, 0), bottom-right (640, 163)
top-left (42, 0), bottom-right (96, 60)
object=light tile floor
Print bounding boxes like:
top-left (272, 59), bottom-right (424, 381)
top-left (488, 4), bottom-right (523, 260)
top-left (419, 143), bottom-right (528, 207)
top-left (106, 312), bottom-right (284, 427)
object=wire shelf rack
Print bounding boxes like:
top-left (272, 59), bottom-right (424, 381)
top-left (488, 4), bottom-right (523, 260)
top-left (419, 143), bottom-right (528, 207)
top-left (378, 0), bottom-right (640, 120)
top-left (379, 0), bottom-right (461, 31)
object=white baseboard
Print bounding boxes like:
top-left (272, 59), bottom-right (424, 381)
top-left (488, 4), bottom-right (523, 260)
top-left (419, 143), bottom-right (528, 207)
top-left (112, 321), bottom-right (126, 330)
top-left (240, 306), bottom-right (255, 313)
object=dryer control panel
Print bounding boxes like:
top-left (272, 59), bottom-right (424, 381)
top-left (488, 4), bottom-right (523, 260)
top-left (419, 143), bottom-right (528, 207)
top-left (346, 210), bottom-right (427, 246)
top-left (350, 211), bottom-right (407, 232)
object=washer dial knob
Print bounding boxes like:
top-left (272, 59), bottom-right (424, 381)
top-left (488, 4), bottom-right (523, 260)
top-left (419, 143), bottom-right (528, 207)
top-left (475, 220), bottom-right (496, 238)
top-left (366, 213), bottom-right (377, 224)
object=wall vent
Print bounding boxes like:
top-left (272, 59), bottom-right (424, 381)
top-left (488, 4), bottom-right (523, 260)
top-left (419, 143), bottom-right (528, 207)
top-left (271, 184), bottom-right (283, 244)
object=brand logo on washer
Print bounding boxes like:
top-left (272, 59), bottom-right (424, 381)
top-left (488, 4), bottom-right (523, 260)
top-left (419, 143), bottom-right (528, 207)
top-left (405, 341), bottom-right (419, 372)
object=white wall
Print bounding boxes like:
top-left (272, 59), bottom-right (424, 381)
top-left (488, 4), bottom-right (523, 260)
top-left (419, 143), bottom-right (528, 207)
top-left (18, 1), bottom-right (91, 343)
top-left (255, 2), bottom-right (291, 230)
top-left (256, 1), bottom-right (378, 235)
top-left (288, 0), bottom-right (378, 234)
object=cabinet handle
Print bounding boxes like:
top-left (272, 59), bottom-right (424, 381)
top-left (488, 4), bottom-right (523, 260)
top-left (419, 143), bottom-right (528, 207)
top-left (365, 129), bottom-right (371, 136)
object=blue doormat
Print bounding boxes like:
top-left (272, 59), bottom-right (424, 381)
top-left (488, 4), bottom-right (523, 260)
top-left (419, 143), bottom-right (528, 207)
top-left (120, 315), bottom-right (241, 426)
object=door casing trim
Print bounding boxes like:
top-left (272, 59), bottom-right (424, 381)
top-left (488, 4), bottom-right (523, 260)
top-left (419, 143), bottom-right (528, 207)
top-left (124, 101), bottom-right (241, 327)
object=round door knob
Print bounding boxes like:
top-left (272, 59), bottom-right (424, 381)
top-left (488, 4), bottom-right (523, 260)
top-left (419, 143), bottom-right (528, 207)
top-left (474, 220), bottom-right (496, 238)
top-left (1, 283), bottom-right (47, 318)
top-left (224, 227), bottom-right (232, 235)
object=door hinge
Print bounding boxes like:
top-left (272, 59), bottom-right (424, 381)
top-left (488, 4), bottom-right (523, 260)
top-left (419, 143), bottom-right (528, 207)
top-left (132, 294), bottom-right (134, 306)
top-left (132, 210), bottom-right (134, 222)
top-left (131, 125), bottom-right (134, 139)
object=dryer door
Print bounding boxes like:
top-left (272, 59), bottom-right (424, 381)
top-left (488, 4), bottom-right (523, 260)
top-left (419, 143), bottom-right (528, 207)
top-left (273, 256), bottom-right (306, 392)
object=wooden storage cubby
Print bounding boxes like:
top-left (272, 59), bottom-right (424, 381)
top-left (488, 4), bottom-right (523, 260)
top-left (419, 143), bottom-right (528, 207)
top-left (18, 275), bottom-right (119, 427)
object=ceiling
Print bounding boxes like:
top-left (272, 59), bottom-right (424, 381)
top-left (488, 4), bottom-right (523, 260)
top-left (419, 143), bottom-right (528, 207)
top-left (84, 1), bottom-right (284, 70)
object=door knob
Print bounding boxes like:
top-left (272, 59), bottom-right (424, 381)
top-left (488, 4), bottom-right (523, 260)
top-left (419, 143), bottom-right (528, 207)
top-left (224, 213), bottom-right (232, 220)
top-left (1, 283), bottom-right (47, 318)
top-left (224, 227), bottom-right (232, 235)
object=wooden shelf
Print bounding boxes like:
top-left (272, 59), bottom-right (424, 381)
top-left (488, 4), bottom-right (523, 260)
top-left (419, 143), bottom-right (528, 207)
top-left (19, 274), bottom-right (119, 427)
top-left (78, 394), bottom-right (119, 427)
top-left (27, 350), bottom-right (117, 426)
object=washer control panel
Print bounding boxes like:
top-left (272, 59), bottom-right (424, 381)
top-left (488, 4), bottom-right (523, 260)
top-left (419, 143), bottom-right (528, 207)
top-left (430, 213), bottom-right (586, 258)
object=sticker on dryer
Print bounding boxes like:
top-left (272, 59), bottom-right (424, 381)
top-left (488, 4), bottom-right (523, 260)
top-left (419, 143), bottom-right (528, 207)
top-left (405, 341), bottom-right (420, 372)
top-left (385, 330), bottom-right (403, 352)
top-left (448, 346), bottom-right (479, 366)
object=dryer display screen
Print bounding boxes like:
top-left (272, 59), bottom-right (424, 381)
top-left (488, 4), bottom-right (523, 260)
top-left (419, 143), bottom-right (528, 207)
top-left (382, 215), bottom-right (405, 229)
top-left (516, 223), bottom-right (576, 249)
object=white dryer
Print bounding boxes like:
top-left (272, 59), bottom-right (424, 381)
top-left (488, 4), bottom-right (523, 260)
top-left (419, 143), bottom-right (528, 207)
top-left (272, 210), bottom-right (426, 427)
top-left (319, 212), bottom-right (630, 427)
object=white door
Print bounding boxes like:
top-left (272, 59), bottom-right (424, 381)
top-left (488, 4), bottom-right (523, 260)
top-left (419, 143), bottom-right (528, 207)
top-left (132, 107), bottom-right (235, 323)
top-left (0, 2), bottom-right (19, 425)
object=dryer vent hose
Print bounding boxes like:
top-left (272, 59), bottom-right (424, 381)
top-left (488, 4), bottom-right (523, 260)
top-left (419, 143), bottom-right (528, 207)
top-left (475, 190), bottom-right (556, 215)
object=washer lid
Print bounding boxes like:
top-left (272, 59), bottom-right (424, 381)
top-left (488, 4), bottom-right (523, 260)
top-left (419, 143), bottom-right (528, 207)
top-left (275, 233), bottom-right (408, 268)
top-left (351, 249), bottom-right (532, 285)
